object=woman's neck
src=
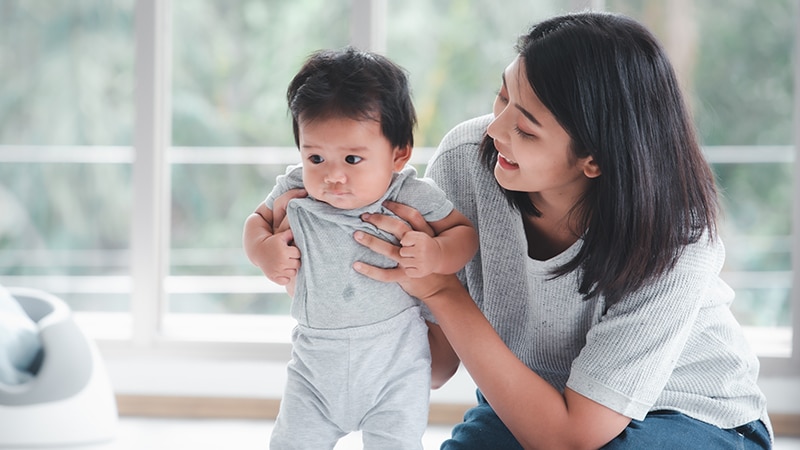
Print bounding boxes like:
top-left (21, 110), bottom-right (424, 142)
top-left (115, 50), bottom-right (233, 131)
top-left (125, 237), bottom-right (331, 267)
top-left (523, 216), bottom-right (580, 260)
top-left (522, 195), bottom-right (584, 261)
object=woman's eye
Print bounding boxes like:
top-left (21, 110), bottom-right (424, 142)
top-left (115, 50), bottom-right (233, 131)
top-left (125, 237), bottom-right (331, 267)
top-left (345, 155), bottom-right (363, 164)
top-left (496, 88), bottom-right (509, 104)
top-left (309, 155), bottom-right (324, 164)
top-left (514, 126), bottom-right (535, 139)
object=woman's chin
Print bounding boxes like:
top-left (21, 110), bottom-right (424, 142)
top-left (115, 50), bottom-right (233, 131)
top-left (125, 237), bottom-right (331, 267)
top-left (494, 165), bottom-right (519, 191)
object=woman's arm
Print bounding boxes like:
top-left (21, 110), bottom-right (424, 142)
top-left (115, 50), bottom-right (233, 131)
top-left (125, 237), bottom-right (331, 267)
top-left (427, 320), bottom-right (460, 389)
top-left (354, 211), bottom-right (631, 450)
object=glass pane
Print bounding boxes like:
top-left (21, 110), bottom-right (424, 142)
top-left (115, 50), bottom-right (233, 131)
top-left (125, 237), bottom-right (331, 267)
top-left (168, 1), bottom-right (351, 320)
top-left (386, 0), bottom-right (561, 147)
top-left (0, 2), bottom-right (134, 145)
top-left (715, 161), bottom-right (792, 330)
top-left (0, 161), bottom-right (132, 312)
top-left (171, 0), bottom-right (350, 147)
top-left (0, 1), bottom-right (134, 316)
top-left (604, 0), bottom-right (795, 353)
top-left (169, 163), bottom-right (286, 276)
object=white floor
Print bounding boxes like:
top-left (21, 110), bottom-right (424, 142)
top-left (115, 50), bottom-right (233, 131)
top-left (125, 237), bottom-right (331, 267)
top-left (34, 417), bottom-right (800, 450)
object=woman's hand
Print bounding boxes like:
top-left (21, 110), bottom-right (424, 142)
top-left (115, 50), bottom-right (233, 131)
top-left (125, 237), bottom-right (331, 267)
top-left (353, 200), bottom-right (460, 301)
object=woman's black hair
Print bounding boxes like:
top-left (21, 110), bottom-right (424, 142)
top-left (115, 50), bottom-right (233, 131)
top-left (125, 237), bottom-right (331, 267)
top-left (480, 12), bottom-right (719, 306)
top-left (287, 46), bottom-right (416, 150)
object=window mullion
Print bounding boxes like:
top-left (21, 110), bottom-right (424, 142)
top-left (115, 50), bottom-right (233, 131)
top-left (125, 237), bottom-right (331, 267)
top-left (132, 0), bottom-right (172, 347)
top-left (791, 0), bottom-right (800, 370)
top-left (350, 0), bottom-right (386, 53)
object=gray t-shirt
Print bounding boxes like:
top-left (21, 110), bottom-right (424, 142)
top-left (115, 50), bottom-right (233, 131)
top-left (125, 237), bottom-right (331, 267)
top-left (265, 164), bottom-right (452, 329)
top-left (426, 114), bottom-right (771, 436)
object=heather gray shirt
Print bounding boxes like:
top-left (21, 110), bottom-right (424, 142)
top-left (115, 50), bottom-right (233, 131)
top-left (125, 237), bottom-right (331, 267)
top-left (426, 114), bottom-right (771, 436)
top-left (265, 164), bottom-right (451, 329)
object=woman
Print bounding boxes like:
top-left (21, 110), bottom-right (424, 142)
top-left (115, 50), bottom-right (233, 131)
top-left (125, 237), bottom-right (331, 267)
top-left (352, 11), bottom-right (772, 450)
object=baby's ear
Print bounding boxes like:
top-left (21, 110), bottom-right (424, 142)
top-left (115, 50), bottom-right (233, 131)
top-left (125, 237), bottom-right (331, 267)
top-left (392, 145), bottom-right (413, 170)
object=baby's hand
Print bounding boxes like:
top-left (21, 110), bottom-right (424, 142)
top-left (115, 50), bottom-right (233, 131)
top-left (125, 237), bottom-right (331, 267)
top-left (398, 230), bottom-right (443, 278)
top-left (261, 229), bottom-right (301, 286)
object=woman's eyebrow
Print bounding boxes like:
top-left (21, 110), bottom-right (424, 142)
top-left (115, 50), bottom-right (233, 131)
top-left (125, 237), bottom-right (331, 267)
top-left (501, 71), bottom-right (542, 127)
top-left (516, 104), bottom-right (541, 126)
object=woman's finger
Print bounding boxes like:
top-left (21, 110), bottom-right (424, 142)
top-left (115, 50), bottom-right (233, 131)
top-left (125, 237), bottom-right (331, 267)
top-left (383, 200), bottom-right (435, 236)
top-left (360, 212), bottom-right (413, 242)
top-left (354, 230), bottom-right (402, 262)
top-left (272, 188), bottom-right (308, 229)
top-left (352, 261), bottom-right (406, 283)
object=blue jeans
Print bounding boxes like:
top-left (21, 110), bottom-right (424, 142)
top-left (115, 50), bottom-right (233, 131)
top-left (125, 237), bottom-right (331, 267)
top-left (441, 390), bottom-right (771, 449)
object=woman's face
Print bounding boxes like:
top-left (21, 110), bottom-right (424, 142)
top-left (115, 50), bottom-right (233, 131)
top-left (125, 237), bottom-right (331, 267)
top-left (487, 56), bottom-right (599, 205)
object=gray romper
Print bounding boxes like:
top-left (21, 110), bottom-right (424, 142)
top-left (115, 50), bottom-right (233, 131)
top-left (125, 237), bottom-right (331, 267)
top-left (266, 165), bottom-right (452, 449)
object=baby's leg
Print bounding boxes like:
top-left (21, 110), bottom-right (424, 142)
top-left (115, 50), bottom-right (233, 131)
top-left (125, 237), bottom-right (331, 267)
top-left (269, 331), bottom-right (347, 450)
top-left (357, 311), bottom-right (431, 449)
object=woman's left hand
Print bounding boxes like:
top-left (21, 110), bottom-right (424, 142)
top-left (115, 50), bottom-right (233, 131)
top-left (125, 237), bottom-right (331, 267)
top-left (353, 201), bottom-right (457, 301)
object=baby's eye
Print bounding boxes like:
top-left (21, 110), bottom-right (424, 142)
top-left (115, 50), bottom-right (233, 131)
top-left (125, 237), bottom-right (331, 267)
top-left (308, 154), bottom-right (324, 164)
top-left (345, 155), bottom-right (363, 164)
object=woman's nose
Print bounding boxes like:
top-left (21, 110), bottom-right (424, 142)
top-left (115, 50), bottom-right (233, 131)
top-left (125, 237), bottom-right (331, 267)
top-left (487, 111), bottom-right (509, 143)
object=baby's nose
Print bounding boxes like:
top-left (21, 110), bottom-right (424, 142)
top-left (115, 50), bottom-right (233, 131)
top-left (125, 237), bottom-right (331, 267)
top-left (324, 170), bottom-right (346, 184)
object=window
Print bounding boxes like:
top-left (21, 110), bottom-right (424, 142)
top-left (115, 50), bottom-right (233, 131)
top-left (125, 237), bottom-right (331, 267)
top-left (0, 2), bottom-right (135, 321)
top-left (0, 0), bottom-right (797, 375)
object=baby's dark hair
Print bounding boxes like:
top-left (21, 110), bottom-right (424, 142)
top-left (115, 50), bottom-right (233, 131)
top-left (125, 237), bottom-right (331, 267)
top-left (287, 46), bottom-right (416, 150)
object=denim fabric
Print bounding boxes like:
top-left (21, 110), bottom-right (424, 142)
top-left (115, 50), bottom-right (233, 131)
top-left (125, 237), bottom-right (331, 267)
top-left (440, 390), bottom-right (523, 450)
top-left (602, 410), bottom-right (771, 450)
top-left (441, 390), bottom-right (771, 450)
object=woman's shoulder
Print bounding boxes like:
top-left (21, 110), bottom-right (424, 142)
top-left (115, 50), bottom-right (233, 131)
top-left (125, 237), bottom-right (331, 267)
top-left (425, 114), bottom-right (492, 185)
top-left (674, 231), bottom-right (726, 274)
top-left (430, 114), bottom-right (492, 163)
top-left (437, 114), bottom-right (493, 153)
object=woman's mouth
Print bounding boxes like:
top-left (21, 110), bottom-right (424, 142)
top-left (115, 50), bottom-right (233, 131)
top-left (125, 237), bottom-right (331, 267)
top-left (497, 153), bottom-right (519, 169)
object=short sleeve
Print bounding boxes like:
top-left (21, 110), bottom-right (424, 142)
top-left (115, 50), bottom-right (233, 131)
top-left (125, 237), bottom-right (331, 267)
top-left (264, 164), bottom-right (304, 209)
top-left (567, 239), bottom-right (728, 420)
top-left (392, 170), bottom-right (454, 223)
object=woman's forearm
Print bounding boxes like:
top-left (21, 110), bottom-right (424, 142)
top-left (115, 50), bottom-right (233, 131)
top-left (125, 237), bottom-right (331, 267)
top-left (427, 321), bottom-right (460, 389)
top-left (423, 279), bottom-right (628, 450)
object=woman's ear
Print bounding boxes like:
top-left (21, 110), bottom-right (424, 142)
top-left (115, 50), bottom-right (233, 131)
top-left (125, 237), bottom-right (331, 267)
top-left (393, 145), bottom-right (413, 171)
top-left (582, 156), bottom-right (601, 179)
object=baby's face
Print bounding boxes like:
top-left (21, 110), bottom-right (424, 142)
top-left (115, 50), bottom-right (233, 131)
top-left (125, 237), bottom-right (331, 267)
top-left (298, 115), bottom-right (404, 210)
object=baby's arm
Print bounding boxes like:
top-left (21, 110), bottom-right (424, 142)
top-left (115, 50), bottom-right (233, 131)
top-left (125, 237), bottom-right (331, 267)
top-left (242, 201), bottom-right (301, 290)
top-left (398, 208), bottom-right (477, 278)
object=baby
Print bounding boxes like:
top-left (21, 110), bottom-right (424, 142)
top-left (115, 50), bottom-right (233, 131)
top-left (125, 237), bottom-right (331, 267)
top-left (243, 47), bottom-right (477, 449)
